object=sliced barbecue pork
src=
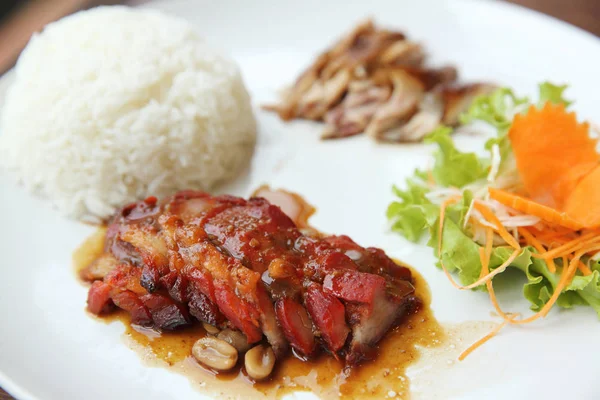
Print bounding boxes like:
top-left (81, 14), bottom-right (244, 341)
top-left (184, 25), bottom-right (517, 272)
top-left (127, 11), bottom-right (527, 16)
top-left (82, 190), bottom-right (419, 366)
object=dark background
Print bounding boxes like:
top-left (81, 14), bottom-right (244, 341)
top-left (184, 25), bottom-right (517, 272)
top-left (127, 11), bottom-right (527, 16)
top-left (2, 0), bottom-right (599, 35)
top-left (0, 0), bottom-right (599, 75)
top-left (0, 0), bottom-right (19, 15)
top-left (0, 0), bottom-right (598, 398)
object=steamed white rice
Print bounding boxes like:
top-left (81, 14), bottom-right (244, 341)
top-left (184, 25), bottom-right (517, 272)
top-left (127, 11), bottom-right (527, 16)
top-left (0, 6), bottom-right (256, 222)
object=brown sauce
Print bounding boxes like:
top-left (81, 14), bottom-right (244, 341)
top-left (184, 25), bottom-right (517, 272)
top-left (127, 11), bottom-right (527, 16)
top-left (72, 226), bottom-right (107, 278)
top-left (75, 230), bottom-right (444, 399)
top-left (254, 268), bottom-right (443, 399)
top-left (73, 188), bottom-right (456, 399)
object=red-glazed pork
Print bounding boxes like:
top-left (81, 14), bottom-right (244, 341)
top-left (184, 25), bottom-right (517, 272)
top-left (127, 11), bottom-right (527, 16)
top-left (82, 189), bottom-right (419, 366)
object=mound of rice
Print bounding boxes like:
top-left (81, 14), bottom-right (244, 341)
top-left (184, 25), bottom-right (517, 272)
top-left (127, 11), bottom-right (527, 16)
top-left (0, 6), bottom-right (256, 222)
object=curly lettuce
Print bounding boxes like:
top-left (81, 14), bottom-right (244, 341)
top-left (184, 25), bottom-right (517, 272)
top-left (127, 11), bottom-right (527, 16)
top-left (387, 82), bottom-right (600, 316)
top-left (424, 126), bottom-right (489, 187)
top-left (538, 81), bottom-right (573, 108)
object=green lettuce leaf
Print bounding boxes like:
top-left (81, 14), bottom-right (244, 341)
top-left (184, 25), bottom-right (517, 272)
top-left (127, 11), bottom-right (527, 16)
top-left (484, 133), bottom-right (512, 172)
top-left (430, 218), bottom-right (600, 313)
top-left (424, 126), bottom-right (489, 188)
top-left (389, 183), bottom-right (600, 314)
top-left (491, 246), bottom-right (560, 311)
top-left (426, 195), bottom-right (484, 287)
top-left (507, 248), bottom-right (600, 314)
top-left (459, 87), bottom-right (529, 130)
top-left (460, 86), bottom-right (529, 170)
top-left (564, 271), bottom-right (600, 316)
top-left (457, 190), bottom-right (474, 228)
top-left (538, 81), bottom-right (573, 108)
top-left (429, 214), bottom-right (485, 288)
top-left (387, 176), bottom-right (438, 242)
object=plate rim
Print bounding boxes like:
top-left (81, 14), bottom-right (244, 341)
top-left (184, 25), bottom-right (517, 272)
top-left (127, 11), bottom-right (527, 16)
top-left (1, 0), bottom-right (599, 399)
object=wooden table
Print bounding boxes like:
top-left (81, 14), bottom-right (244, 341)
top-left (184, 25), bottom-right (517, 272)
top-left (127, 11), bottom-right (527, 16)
top-left (0, 0), bottom-right (598, 399)
top-left (506, 0), bottom-right (600, 36)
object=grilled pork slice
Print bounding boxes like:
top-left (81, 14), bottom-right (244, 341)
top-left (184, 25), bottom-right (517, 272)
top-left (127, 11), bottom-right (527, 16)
top-left (82, 190), bottom-right (419, 366)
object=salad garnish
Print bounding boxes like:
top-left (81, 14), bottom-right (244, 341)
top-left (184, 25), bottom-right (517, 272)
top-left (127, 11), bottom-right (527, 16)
top-left (387, 82), bottom-right (600, 359)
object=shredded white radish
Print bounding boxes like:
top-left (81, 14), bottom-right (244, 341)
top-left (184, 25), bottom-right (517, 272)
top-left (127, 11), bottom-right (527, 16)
top-left (475, 198), bottom-right (510, 218)
top-left (425, 187), bottom-right (462, 202)
top-left (419, 135), bottom-right (541, 247)
top-left (497, 215), bottom-right (541, 227)
top-left (512, 227), bottom-right (519, 240)
top-left (463, 199), bottom-right (475, 229)
top-left (493, 234), bottom-right (508, 246)
top-left (487, 144), bottom-right (501, 183)
top-left (471, 213), bottom-right (497, 230)
top-left (491, 169), bottom-right (521, 191)
top-left (472, 224), bottom-right (506, 246)
top-left (472, 225), bottom-right (487, 245)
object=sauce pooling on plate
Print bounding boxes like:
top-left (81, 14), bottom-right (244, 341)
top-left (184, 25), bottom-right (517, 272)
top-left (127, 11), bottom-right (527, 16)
top-left (74, 189), bottom-right (446, 399)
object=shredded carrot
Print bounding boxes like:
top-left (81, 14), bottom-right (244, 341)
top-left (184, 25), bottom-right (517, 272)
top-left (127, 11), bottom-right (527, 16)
top-left (480, 228), bottom-right (513, 322)
top-left (578, 260), bottom-right (593, 276)
top-left (539, 236), bottom-right (569, 248)
top-left (566, 257), bottom-right (581, 283)
top-left (483, 227), bottom-right (494, 267)
top-left (439, 202), bottom-right (521, 292)
top-left (522, 254), bottom-right (576, 322)
top-left (519, 227), bottom-right (555, 273)
top-left (458, 314), bottom-right (518, 361)
top-left (508, 244), bottom-right (600, 323)
top-left (531, 231), bottom-right (598, 260)
top-left (458, 321), bottom-right (506, 361)
top-left (446, 199), bottom-right (600, 357)
top-left (439, 200), bottom-right (520, 292)
top-left (459, 248), bottom-right (521, 291)
top-left (443, 197), bottom-right (600, 358)
top-left (517, 227), bottom-right (543, 252)
top-left (533, 242), bottom-right (585, 260)
top-left (533, 225), bottom-right (574, 240)
top-left (473, 201), bottom-right (520, 249)
top-left (478, 248), bottom-right (488, 279)
top-left (427, 170), bottom-right (435, 185)
top-left (489, 188), bottom-right (583, 230)
top-left (442, 195), bottom-right (600, 358)
top-left (535, 229), bottom-right (575, 247)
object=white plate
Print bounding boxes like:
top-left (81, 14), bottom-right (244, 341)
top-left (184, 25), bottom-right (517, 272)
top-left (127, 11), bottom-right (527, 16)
top-left (1, 0), bottom-right (599, 399)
